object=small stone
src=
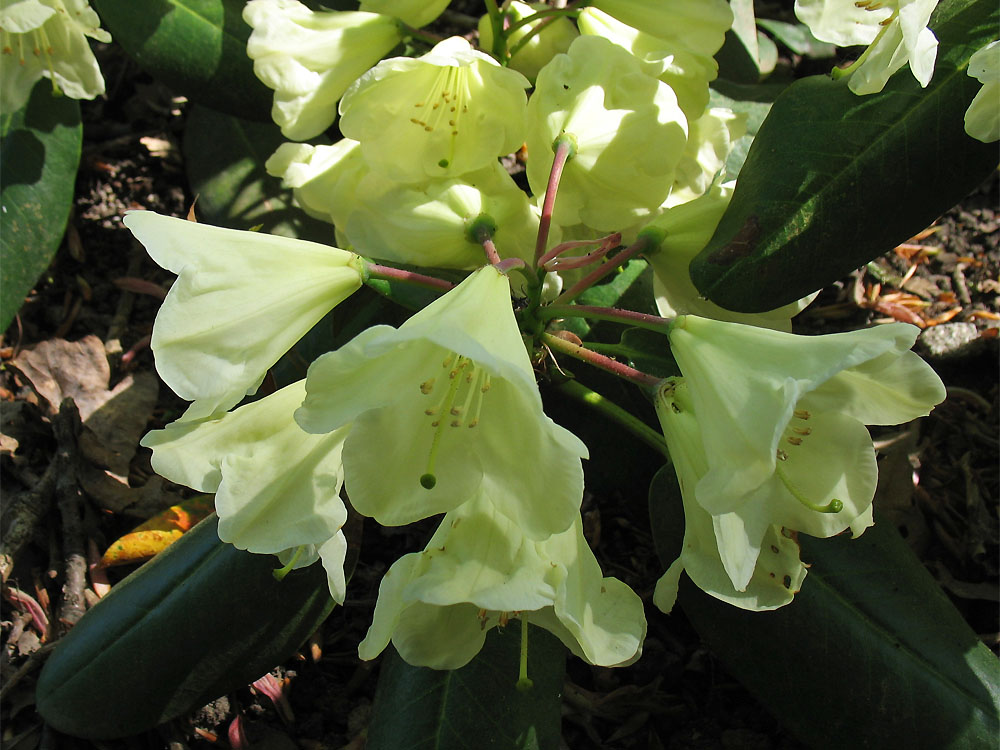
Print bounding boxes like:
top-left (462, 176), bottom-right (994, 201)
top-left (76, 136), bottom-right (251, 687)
top-left (917, 323), bottom-right (983, 360)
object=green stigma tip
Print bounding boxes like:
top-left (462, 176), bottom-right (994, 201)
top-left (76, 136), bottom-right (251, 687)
top-left (438, 158), bottom-right (449, 168)
top-left (420, 473), bottom-right (437, 490)
top-left (827, 498), bottom-right (844, 513)
top-left (516, 678), bottom-right (534, 692)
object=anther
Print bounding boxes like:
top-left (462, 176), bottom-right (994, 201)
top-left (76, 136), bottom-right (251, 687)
top-left (793, 409), bottom-right (811, 420)
top-left (793, 427), bottom-right (812, 436)
top-left (786, 436), bottom-right (803, 446)
top-left (420, 379), bottom-right (435, 394)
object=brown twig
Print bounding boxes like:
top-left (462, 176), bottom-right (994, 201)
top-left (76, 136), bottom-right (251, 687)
top-left (0, 462), bottom-right (59, 584)
top-left (0, 641), bottom-right (57, 702)
top-left (51, 399), bottom-right (88, 632)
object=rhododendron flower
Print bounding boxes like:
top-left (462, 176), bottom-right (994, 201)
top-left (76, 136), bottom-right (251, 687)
top-left (794, 0), bottom-right (939, 94)
top-left (358, 493), bottom-right (645, 670)
top-left (265, 139), bottom-right (367, 229)
top-left (0, 0), bottom-right (110, 114)
top-left (666, 315), bottom-right (946, 589)
top-left (653, 379), bottom-right (808, 612)
top-left (339, 36), bottom-right (530, 182)
top-left (123, 211), bottom-right (363, 420)
top-left (964, 40), bottom-right (999, 143)
top-left (525, 35), bottom-right (687, 231)
top-left (344, 161), bottom-right (538, 268)
top-left (244, 0), bottom-right (402, 141)
top-left (576, 5), bottom-right (730, 120)
top-left (141, 381), bottom-right (351, 602)
top-left (295, 265), bottom-right (588, 539)
top-left (358, 0), bottom-right (449, 29)
top-left (477, 1), bottom-right (578, 82)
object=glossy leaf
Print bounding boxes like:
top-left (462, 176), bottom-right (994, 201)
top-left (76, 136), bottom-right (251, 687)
top-left (0, 83), bottom-right (82, 331)
top-left (691, 0), bottom-right (999, 312)
top-left (92, 0), bottom-right (272, 121)
top-left (366, 624), bottom-right (566, 750)
top-left (649, 464), bottom-right (1000, 750)
top-left (36, 515), bottom-right (334, 739)
top-left (183, 105), bottom-right (336, 241)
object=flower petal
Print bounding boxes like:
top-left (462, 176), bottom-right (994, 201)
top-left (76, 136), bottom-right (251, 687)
top-left (124, 211), bottom-right (362, 419)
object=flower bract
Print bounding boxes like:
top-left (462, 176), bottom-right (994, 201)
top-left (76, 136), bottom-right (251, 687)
top-left (295, 265), bottom-right (588, 540)
top-left (358, 492), bottom-right (646, 670)
top-left (141, 381), bottom-right (351, 602)
top-left (123, 211), bottom-right (363, 420)
top-left (0, 0), bottom-right (110, 114)
top-left (244, 0), bottom-right (402, 140)
top-left (965, 40), bottom-right (999, 143)
top-left (666, 315), bottom-right (946, 589)
top-left (338, 36), bottom-right (530, 182)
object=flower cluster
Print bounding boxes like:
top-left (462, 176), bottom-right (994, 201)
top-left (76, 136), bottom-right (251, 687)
top-left (127, 1), bottom-right (949, 678)
top-left (0, 0), bottom-right (110, 113)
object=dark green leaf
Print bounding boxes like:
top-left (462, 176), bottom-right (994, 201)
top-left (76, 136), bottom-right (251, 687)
top-left (649, 466), bottom-right (1000, 750)
top-left (613, 327), bottom-right (677, 379)
top-left (366, 624), bottom-right (566, 750)
top-left (92, 0), bottom-right (272, 120)
top-left (183, 104), bottom-right (335, 241)
top-left (36, 515), bottom-right (334, 739)
top-left (716, 0), bottom-right (762, 84)
top-left (691, 0), bottom-right (999, 312)
top-left (0, 83), bottom-right (81, 331)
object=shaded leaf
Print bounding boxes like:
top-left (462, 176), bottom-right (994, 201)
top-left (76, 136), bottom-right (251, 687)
top-left (756, 18), bottom-right (837, 58)
top-left (691, 0), bottom-right (999, 312)
top-left (367, 624), bottom-right (565, 750)
top-left (0, 83), bottom-right (81, 331)
top-left (183, 105), bottom-right (336, 241)
top-left (36, 515), bottom-right (334, 739)
top-left (92, 0), bottom-right (272, 121)
top-left (649, 464), bottom-right (1000, 750)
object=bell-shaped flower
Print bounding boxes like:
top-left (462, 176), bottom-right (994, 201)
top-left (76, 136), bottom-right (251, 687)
top-left (0, 0), bottom-right (110, 114)
top-left (794, 0), bottom-right (939, 95)
top-left (295, 265), bottom-right (588, 540)
top-left (576, 6), bottom-right (730, 121)
top-left (358, 0), bottom-right (450, 29)
top-left (477, 1), bottom-right (578, 82)
top-left (343, 161), bottom-right (538, 268)
top-left (123, 211), bottom-right (364, 420)
top-left (140, 381), bottom-right (351, 602)
top-left (653, 379), bottom-right (809, 612)
top-left (525, 36), bottom-right (688, 232)
top-left (666, 315), bottom-right (946, 589)
top-left (358, 492), bottom-right (646, 670)
top-left (338, 36), bottom-right (529, 183)
top-left (265, 138), bottom-right (367, 229)
top-left (644, 184), bottom-right (815, 330)
top-left (965, 40), bottom-right (999, 143)
top-left (243, 0), bottom-right (403, 141)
